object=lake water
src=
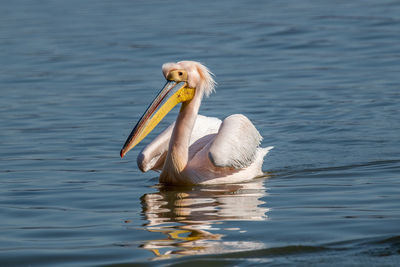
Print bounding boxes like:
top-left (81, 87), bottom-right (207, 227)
top-left (1, 0), bottom-right (400, 266)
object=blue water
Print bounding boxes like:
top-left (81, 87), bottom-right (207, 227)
top-left (1, 0), bottom-right (400, 266)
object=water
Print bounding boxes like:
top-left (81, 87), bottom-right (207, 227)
top-left (1, 0), bottom-right (400, 266)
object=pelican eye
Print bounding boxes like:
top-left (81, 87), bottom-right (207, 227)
top-left (166, 69), bottom-right (188, 82)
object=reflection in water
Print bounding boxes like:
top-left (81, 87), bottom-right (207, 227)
top-left (139, 178), bottom-right (269, 258)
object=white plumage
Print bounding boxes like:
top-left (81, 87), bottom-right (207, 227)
top-left (140, 114), bottom-right (273, 184)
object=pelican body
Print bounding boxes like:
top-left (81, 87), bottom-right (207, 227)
top-left (121, 61), bottom-right (273, 185)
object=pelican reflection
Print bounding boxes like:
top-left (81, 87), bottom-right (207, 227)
top-left (139, 178), bottom-right (269, 258)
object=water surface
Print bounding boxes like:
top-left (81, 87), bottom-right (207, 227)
top-left (1, 0), bottom-right (400, 266)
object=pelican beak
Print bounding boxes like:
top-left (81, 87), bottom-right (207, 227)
top-left (120, 70), bottom-right (195, 158)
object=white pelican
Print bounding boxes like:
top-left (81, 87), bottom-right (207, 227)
top-left (120, 61), bottom-right (273, 185)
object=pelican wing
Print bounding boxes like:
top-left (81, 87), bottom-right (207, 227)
top-left (138, 115), bottom-right (221, 172)
top-left (208, 114), bottom-right (262, 169)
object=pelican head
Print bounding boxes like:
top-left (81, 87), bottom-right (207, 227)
top-left (120, 61), bottom-right (215, 158)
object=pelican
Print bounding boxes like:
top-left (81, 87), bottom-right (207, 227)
top-left (120, 61), bottom-right (273, 185)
